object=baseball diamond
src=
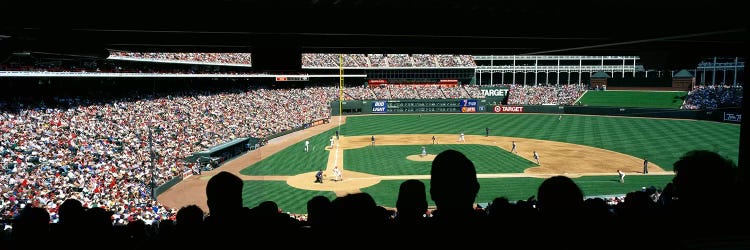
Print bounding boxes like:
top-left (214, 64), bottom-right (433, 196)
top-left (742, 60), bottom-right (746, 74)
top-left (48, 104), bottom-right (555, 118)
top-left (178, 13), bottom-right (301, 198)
top-left (158, 113), bottom-right (739, 214)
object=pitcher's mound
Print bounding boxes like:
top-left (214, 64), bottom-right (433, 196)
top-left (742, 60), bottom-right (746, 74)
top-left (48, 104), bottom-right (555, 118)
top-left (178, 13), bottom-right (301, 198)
top-left (406, 154), bottom-right (437, 161)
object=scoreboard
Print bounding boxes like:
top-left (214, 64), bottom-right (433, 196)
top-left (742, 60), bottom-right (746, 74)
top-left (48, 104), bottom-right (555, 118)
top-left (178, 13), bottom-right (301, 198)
top-left (275, 76), bottom-right (310, 81)
top-left (459, 99), bottom-right (478, 113)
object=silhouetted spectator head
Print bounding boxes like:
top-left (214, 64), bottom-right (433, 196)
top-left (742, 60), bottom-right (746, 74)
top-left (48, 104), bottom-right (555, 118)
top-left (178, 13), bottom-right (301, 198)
top-left (306, 195), bottom-right (332, 229)
top-left (176, 205), bottom-right (204, 228)
top-left (12, 206), bottom-right (50, 241)
top-left (257, 200), bottom-right (280, 215)
top-left (206, 171), bottom-right (244, 216)
top-left (396, 179), bottom-right (428, 222)
top-left (583, 198), bottom-right (611, 217)
top-left (537, 175), bottom-right (583, 218)
top-left (430, 150), bottom-right (479, 211)
top-left (57, 199), bottom-right (85, 225)
top-left (672, 150), bottom-right (737, 208)
top-left (331, 192), bottom-right (383, 227)
top-left (126, 219), bottom-right (147, 240)
top-left (83, 207), bottom-right (114, 239)
top-left (487, 197), bottom-right (511, 217)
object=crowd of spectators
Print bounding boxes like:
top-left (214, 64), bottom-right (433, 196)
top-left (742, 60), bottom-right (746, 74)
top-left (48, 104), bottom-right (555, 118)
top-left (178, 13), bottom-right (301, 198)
top-left (0, 60), bottom-right (251, 75)
top-left (110, 51), bottom-right (476, 68)
top-left (109, 51), bottom-right (253, 65)
top-left (363, 84), bottom-right (482, 100)
top-left (506, 84), bottom-right (587, 105)
top-left (343, 85), bottom-right (376, 100)
top-left (0, 85), bottom-right (338, 225)
top-left (301, 53), bottom-right (477, 68)
top-left (3, 53), bottom-right (476, 74)
top-left (681, 84), bottom-right (743, 110)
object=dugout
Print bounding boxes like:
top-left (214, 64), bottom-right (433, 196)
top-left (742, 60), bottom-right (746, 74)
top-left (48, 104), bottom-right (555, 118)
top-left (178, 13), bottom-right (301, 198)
top-left (187, 137), bottom-right (250, 168)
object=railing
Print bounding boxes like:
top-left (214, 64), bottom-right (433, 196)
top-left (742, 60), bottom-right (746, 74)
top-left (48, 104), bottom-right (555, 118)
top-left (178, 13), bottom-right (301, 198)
top-left (473, 55), bottom-right (640, 60)
top-left (475, 65), bottom-right (641, 72)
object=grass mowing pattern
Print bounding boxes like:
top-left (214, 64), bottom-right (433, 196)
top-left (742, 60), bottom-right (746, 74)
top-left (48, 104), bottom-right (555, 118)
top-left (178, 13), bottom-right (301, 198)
top-left (237, 114), bottom-right (736, 214)
top-left (344, 144), bottom-right (535, 175)
top-left (240, 128), bottom-right (336, 175)
top-left (242, 180), bottom-right (336, 214)
top-left (340, 114), bottom-right (739, 170)
top-left (577, 91), bottom-right (687, 108)
top-left (361, 175), bottom-right (674, 209)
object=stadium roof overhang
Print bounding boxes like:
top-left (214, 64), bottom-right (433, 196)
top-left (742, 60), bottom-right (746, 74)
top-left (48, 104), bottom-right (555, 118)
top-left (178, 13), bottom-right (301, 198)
top-left (0, 0), bottom-right (746, 70)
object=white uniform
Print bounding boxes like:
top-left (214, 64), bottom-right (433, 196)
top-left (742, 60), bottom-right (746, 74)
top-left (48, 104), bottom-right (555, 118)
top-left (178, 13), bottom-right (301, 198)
top-left (305, 140), bottom-right (310, 152)
top-left (421, 146), bottom-right (427, 156)
top-left (459, 132), bottom-right (465, 142)
top-left (333, 167), bottom-right (342, 181)
top-left (533, 151), bottom-right (540, 164)
top-left (330, 137), bottom-right (334, 148)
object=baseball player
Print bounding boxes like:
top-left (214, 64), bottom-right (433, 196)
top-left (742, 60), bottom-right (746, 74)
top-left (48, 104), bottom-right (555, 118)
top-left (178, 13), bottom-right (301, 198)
top-left (533, 150), bottom-right (540, 164)
top-left (333, 166), bottom-right (342, 181)
top-left (371, 135), bottom-right (375, 146)
top-left (511, 141), bottom-right (517, 154)
top-left (618, 169), bottom-right (625, 183)
top-left (459, 132), bottom-right (465, 142)
top-left (421, 146), bottom-right (427, 157)
top-left (304, 140), bottom-right (310, 152)
top-left (432, 135), bottom-right (437, 144)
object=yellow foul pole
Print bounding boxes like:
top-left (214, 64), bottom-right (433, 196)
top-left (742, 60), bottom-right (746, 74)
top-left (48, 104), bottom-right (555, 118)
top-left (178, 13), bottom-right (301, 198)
top-left (339, 54), bottom-right (344, 125)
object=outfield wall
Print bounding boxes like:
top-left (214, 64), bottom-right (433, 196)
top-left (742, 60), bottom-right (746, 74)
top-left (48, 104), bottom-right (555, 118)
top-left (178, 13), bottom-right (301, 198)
top-left (331, 99), bottom-right (489, 115)
top-left (331, 99), bottom-right (737, 123)
top-left (496, 105), bottom-right (738, 122)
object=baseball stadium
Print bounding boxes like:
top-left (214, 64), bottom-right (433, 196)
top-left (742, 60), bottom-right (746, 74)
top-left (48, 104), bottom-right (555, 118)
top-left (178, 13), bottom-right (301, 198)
top-left (1, 1), bottom-right (747, 247)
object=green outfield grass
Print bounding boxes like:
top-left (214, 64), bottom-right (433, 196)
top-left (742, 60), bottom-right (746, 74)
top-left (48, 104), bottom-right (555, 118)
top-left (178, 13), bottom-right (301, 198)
top-left (344, 144), bottom-right (535, 175)
top-left (241, 113), bottom-right (739, 214)
top-left (340, 114), bottom-right (739, 169)
top-left (577, 90), bottom-right (687, 108)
